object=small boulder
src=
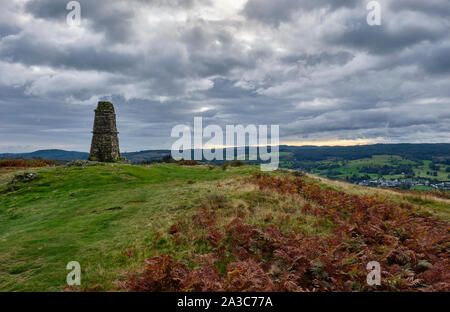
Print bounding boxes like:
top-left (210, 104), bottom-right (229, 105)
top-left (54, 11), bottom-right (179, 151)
top-left (416, 260), bottom-right (433, 273)
top-left (9, 173), bottom-right (38, 185)
top-left (66, 160), bottom-right (102, 168)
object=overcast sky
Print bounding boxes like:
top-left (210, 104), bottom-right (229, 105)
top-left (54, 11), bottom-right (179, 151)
top-left (0, 0), bottom-right (449, 153)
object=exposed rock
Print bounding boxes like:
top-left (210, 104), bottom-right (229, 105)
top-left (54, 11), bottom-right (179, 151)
top-left (66, 160), bottom-right (102, 167)
top-left (9, 173), bottom-right (38, 185)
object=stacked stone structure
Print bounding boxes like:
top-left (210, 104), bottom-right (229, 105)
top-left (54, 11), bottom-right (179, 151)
top-left (89, 101), bottom-right (121, 162)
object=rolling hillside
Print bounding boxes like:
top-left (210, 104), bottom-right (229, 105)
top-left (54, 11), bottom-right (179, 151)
top-left (0, 163), bottom-right (448, 291)
top-left (2, 144), bottom-right (449, 191)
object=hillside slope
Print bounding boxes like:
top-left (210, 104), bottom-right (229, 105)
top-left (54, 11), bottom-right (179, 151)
top-left (0, 164), bottom-right (448, 291)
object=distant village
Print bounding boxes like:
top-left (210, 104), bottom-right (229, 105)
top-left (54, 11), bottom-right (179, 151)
top-left (357, 178), bottom-right (450, 191)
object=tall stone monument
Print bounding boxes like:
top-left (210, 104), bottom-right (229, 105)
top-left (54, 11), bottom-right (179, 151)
top-left (89, 101), bottom-right (121, 162)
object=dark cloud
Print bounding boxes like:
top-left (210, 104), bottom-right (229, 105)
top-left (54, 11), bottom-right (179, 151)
top-left (389, 0), bottom-right (450, 17)
top-left (0, 33), bottom-right (139, 72)
top-left (421, 45), bottom-right (450, 75)
top-left (24, 0), bottom-right (214, 43)
top-left (325, 21), bottom-right (445, 55)
top-left (24, 0), bottom-right (68, 20)
top-left (0, 0), bottom-right (449, 152)
top-left (0, 24), bottom-right (21, 38)
top-left (243, 0), bottom-right (359, 26)
top-left (280, 51), bottom-right (355, 67)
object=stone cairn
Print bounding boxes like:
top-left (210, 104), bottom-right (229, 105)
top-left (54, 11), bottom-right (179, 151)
top-left (89, 101), bottom-right (121, 162)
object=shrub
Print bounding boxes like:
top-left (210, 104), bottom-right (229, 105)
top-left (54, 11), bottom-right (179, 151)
top-left (202, 194), bottom-right (228, 210)
top-left (0, 159), bottom-right (56, 168)
top-left (162, 155), bottom-right (175, 163)
top-left (221, 161), bottom-right (229, 171)
top-left (230, 160), bottom-right (244, 167)
top-left (179, 160), bottom-right (200, 166)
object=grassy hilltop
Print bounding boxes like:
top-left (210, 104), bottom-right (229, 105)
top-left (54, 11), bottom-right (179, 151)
top-left (0, 163), bottom-right (449, 291)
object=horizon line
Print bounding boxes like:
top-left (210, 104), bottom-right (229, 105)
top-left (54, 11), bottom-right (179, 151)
top-left (1, 142), bottom-right (450, 155)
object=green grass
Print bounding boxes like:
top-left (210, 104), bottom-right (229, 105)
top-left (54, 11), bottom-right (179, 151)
top-left (278, 152), bottom-right (291, 157)
top-left (413, 160), bottom-right (449, 180)
top-left (0, 163), bottom-right (258, 291)
top-left (1, 163), bottom-right (448, 291)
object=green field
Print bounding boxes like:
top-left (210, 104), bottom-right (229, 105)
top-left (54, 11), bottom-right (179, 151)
top-left (280, 154), bottom-right (450, 183)
top-left (0, 164), bottom-right (259, 291)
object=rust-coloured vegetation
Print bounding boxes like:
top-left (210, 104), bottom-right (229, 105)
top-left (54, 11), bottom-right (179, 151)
top-left (122, 173), bottom-right (449, 292)
top-left (0, 159), bottom-right (56, 168)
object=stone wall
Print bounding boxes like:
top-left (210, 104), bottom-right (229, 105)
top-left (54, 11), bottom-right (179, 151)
top-left (89, 102), bottom-right (121, 162)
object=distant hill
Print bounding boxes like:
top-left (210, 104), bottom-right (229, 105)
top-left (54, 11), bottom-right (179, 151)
top-left (282, 143), bottom-right (450, 162)
top-left (0, 149), bottom-right (89, 161)
top-left (0, 149), bottom-right (172, 162)
top-left (1, 143), bottom-right (449, 163)
top-left (122, 150), bottom-right (171, 162)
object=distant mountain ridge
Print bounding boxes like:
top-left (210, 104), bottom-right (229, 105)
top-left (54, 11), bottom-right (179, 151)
top-left (0, 149), bottom-right (170, 162)
top-left (0, 149), bottom-right (90, 161)
top-left (0, 143), bottom-right (449, 162)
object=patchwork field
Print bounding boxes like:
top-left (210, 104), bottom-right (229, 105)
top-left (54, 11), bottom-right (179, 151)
top-left (279, 154), bottom-right (450, 187)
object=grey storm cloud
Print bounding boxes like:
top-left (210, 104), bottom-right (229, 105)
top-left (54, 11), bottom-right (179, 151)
top-left (0, 32), bottom-right (140, 71)
top-left (389, 0), bottom-right (450, 17)
top-left (24, 0), bottom-right (214, 42)
top-left (326, 21), bottom-right (445, 55)
top-left (280, 52), bottom-right (355, 67)
top-left (0, 24), bottom-right (21, 38)
top-left (243, 0), bottom-right (359, 26)
top-left (0, 0), bottom-right (449, 153)
top-left (421, 45), bottom-right (450, 75)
